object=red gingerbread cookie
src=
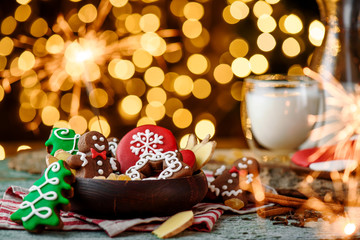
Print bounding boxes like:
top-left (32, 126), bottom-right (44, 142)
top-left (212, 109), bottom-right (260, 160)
top-left (67, 131), bottom-right (120, 178)
top-left (116, 125), bottom-right (179, 173)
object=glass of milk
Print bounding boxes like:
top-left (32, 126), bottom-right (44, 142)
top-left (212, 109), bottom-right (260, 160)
top-left (241, 74), bottom-right (322, 163)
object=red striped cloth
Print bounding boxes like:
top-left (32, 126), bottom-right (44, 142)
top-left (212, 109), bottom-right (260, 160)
top-left (0, 171), bottom-right (268, 237)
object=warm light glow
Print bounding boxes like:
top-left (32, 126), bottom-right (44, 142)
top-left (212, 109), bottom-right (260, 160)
top-left (282, 37), bottom-right (301, 57)
top-left (17, 145), bottom-right (32, 152)
top-left (173, 108), bottom-right (193, 129)
top-left (253, 1), bottom-right (272, 18)
top-left (144, 67), bottom-right (164, 87)
top-left (78, 4), bottom-right (97, 23)
top-left (214, 64), bottom-right (233, 84)
top-left (120, 95), bottom-right (142, 116)
top-left (257, 14), bottom-right (276, 33)
top-left (184, 2), bottom-right (204, 20)
top-left (195, 119), bottom-right (215, 139)
top-left (231, 57), bottom-right (251, 78)
top-left (69, 115), bottom-right (88, 134)
top-left (89, 116), bottom-right (111, 137)
top-left (187, 54), bottom-right (209, 75)
top-left (250, 54), bottom-right (268, 74)
top-left (174, 75), bottom-right (193, 96)
top-left (0, 145), bottom-right (5, 160)
top-left (229, 38), bottom-right (249, 58)
top-left (41, 106), bottom-right (60, 126)
top-left (284, 14), bottom-right (303, 34)
top-left (344, 222), bottom-right (356, 236)
top-left (230, 1), bottom-right (249, 20)
top-left (182, 19), bottom-right (202, 39)
top-left (309, 20), bottom-right (325, 47)
top-left (193, 78), bottom-right (211, 99)
top-left (1, 16), bottom-right (17, 35)
top-left (257, 33), bottom-right (276, 52)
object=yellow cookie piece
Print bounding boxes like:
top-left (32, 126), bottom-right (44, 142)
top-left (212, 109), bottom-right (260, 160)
top-left (224, 198), bottom-right (245, 210)
top-left (152, 210), bottom-right (194, 239)
top-left (54, 150), bottom-right (76, 175)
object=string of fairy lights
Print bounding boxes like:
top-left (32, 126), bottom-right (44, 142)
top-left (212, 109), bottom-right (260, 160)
top-left (0, 0), bottom-right (325, 157)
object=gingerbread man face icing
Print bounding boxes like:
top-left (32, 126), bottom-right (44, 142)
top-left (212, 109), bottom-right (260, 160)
top-left (67, 131), bottom-right (120, 178)
top-left (116, 125), bottom-right (178, 173)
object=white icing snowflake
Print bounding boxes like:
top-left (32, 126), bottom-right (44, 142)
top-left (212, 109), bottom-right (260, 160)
top-left (130, 129), bottom-right (164, 156)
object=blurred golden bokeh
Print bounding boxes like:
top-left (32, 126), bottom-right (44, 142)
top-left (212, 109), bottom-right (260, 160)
top-left (0, 0), bottom-right (322, 147)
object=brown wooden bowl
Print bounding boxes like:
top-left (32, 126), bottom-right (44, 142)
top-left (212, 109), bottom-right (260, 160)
top-left (70, 171), bottom-right (208, 219)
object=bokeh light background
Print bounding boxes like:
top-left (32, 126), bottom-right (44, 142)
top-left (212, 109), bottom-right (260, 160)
top-left (0, 0), bottom-right (323, 156)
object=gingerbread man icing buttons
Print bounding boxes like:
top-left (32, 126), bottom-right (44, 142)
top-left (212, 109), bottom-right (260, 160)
top-left (116, 125), bottom-right (178, 173)
top-left (45, 128), bottom-right (80, 156)
top-left (67, 131), bottom-right (120, 178)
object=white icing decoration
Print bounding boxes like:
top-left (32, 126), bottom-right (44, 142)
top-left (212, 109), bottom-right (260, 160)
top-left (97, 160), bottom-right (103, 166)
top-left (231, 173), bottom-right (237, 178)
top-left (108, 141), bottom-right (117, 157)
top-left (110, 157), bottom-right (118, 171)
top-left (125, 151), bottom-right (184, 180)
top-left (222, 185), bottom-right (228, 190)
top-left (237, 163), bottom-right (248, 169)
top-left (208, 183), bottom-right (220, 196)
top-left (94, 143), bottom-right (105, 151)
top-left (214, 165), bottom-right (226, 176)
top-left (227, 179), bottom-right (233, 184)
top-left (242, 157), bottom-right (247, 161)
top-left (19, 162), bottom-right (61, 222)
top-left (247, 160), bottom-right (253, 165)
top-left (53, 128), bottom-right (80, 154)
top-left (92, 135), bottom-right (97, 141)
top-left (130, 129), bottom-right (164, 156)
top-left (246, 173), bottom-right (254, 184)
top-left (100, 137), bottom-right (104, 142)
top-left (185, 166), bottom-right (189, 169)
top-left (98, 169), bottom-right (104, 175)
top-left (77, 151), bottom-right (88, 167)
top-left (221, 189), bottom-right (243, 197)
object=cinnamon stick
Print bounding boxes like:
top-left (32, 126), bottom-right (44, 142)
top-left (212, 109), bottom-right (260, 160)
top-left (257, 206), bottom-right (294, 218)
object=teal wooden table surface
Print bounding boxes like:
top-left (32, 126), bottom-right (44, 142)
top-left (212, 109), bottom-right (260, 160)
top-left (0, 159), bottom-right (359, 240)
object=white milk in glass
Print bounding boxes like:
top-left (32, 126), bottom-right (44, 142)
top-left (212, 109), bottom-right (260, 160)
top-left (246, 84), bottom-right (319, 150)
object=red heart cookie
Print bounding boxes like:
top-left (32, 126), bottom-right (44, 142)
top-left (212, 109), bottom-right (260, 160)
top-left (116, 125), bottom-right (179, 173)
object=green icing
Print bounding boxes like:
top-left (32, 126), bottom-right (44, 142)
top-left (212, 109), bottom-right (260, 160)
top-left (10, 160), bottom-right (73, 231)
top-left (45, 128), bottom-right (80, 156)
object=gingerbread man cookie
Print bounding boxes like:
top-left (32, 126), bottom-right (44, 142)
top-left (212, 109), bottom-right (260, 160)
top-left (208, 157), bottom-right (261, 208)
top-left (45, 128), bottom-right (80, 156)
top-left (67, 131), bottom-right (120, 178)
top-left (10, 160), bottom-right (74, 232)
top-left (116, 125), bottom-right (179, 173)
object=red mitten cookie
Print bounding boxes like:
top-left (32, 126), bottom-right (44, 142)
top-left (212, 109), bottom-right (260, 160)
top-left (116, 125), bottom-right (178, 173)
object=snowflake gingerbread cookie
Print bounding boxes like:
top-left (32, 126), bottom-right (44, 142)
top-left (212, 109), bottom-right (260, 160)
top-left (67, 131), bottom-right (120, 178)
top-left (116, 125), bottom-right (179, 173)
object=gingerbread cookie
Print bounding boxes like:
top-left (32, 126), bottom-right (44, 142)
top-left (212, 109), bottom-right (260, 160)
top-left (126, 150), bottom-right (192, 180)
top-left (116, 125), bottom-right (179, 173)
top-left (10, 160), bottom-right (74, 232)
top-left (45, 128), bottom-right (80, 156)
top-left (66, 131), bottom-right (120, 178)
top-left (107, 137), bottom-right (120, 173)
top-left (208, 157), bottom-right (261, 209)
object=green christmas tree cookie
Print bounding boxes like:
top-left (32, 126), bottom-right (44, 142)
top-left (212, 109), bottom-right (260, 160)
top-left (11, 160), bottom-right (74, 232)
top-left (45, 128), bottom-right (80, 156)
